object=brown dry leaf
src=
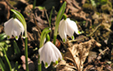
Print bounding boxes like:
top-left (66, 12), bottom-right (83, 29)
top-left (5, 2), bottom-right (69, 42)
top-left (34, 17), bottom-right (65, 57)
top-left (34, 8), bottom-right (48, 30)
top-left (24, 4), bottom-right (34, 23)
top-left (24, 5), bottom-right (48, 30)
top-left (0, 25), bottom-right (3, 33)
top-left (83, 65), bottom-right (94, 71)
top-left (15, 0), bottom-right (28, 10)
top-left (56, 60), bottom-right (77, 71)
top-left (0, 1), bottom-right (10, 22)
top-left (81, 0), bottom-right (87, 4)
top-left (57, 39), bottom-right (100, 71)
top-left (65, 0), bottom-right (91, 24)
top-left (88, 51), bottom-right (97, 63)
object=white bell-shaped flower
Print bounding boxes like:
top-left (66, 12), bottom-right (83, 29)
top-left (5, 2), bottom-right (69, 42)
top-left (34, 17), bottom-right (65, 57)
top-left (39, 41), bottom-right (62, 68)
top-left (58, 18), bottom-right (80, 41)
top-left (4, 18), bottom-right (24, 40)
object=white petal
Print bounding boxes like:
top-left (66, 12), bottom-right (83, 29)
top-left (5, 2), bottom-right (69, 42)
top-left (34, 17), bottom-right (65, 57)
top-left (38, 41), bottom-right (62, 68)
top-left (13, 18), bottom-right (24, 37)
top-left (50, 42), bottom-right (62, 60)
top-left (66, 18), bottom-right (79, 35)
top-left (4, 18), bottom-right (24, 40)
top-left (4, 18), bottom-right (14, 38)
top-left (39, 42), bottom-right (53, 67)
top-left (48, 42), bottom-right (62, 61)
top-left (58, 19), bottom-right (67, 41)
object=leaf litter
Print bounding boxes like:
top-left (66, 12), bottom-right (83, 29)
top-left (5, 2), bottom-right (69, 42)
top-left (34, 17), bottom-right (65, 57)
top-left (0, 0), bottom-right (113, 71)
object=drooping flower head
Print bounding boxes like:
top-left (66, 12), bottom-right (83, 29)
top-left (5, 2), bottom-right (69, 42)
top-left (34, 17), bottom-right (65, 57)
top-left (4, 18), bottom-right (24, 40)
top-left (58, 18), bottom-right (80, 42)
top-left (39, 41), bottom-right (62, 68)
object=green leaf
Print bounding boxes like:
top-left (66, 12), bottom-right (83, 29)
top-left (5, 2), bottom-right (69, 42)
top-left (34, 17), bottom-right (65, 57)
top-left (53, 1), bottom-right (66, 44)
top-left (0, 33), bottom-right (7, 41)
top-left (49, 7), bottom-right (54, 27)
top-left (37, 6), bottom-right (45, 10)
top-left (13, 40), bottom-right (20, 54)
top-left (0, 58), bottom-right (6, 71)
top-left (14, 61), bottom-right (20, 71)
top-left (33, 0), bottom-right (36, 9)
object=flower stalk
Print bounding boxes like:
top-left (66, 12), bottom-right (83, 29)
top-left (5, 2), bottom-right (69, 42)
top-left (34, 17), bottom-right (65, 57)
top-left (38, 27), bottom-right (51, 71)
top-left (25, 36), bottom-right (28, 71)
top-left (53, 1), bottom-right (66, 44)
top-left (11, 9), bottom-right (29, 71)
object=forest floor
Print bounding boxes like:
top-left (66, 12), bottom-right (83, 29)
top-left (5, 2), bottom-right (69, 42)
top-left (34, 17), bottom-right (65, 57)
top-left (0, 0), bottom-right (113, 71)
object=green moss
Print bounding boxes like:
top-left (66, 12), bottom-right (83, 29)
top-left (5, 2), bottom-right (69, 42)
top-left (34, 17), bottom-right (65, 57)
top-left (82, 3), bottom-right (95, 11)
top-left (9, 1), bottom-right (18, 6)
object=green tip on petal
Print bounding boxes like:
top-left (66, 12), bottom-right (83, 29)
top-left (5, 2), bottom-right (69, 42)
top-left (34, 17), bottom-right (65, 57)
top-left (7, 36), bottom-right (10, 39)
top-left (72, 36), bottom-right (74, 40)
top-left (55, 61), bottom-right (58, 65)
top-left (78, 31), bottom-right (81, 34)
top-left (45, 62), bottom-right (48, 68)
top-left (22, 35), bottom-right (25, 39)
top-left (15, 36), bottom-right (18, 40)
top-left (78, 31), bottom-right (84, 34)
top-left (63, 39), bottom-right (65, 42)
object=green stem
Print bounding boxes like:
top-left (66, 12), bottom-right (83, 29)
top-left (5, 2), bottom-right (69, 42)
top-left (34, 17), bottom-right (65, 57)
top-left (11, 9), bottom-right (29, 71)
top-left (3, 48), bottom-right (12, 71)
top-left (53, 35), bottom-right (57, 44)
top-left (38, 56), bottom-right (41, 71)
top-left (46, 34), bottom-right (50, 42)
top-left (38, 28), bottom-right (51, 71)
top-left (33, 0), bottom-right (36, 9)
top-left (63, 14), bottom-right (67, 20)
top-left (25, 29), bottom-right (29, 71)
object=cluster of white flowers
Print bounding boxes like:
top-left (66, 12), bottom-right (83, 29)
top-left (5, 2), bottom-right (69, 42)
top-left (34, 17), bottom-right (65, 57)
top-left (4, 17), bottom-right (80, 68)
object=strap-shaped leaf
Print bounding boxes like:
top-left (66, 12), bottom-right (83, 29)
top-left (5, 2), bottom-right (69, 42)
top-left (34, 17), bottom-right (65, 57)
top-left (0, 58), bottom-right (6, 71)
top-left (13, 40), bottom-right (20, 54)
top-left (53, 1), bottom-right (66, 44)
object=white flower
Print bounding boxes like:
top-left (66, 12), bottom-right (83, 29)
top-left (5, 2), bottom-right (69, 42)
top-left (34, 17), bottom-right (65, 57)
top-left (39, 41), bottom-right (62, 68)
top-left (58, 18), bottom-right (80, 41)
top-left (4, 18), bottom-right (24, 40)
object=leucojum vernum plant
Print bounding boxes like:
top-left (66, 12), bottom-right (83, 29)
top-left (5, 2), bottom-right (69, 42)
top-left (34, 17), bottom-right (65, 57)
top-left (1, 1), bottom-right (81, 71)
